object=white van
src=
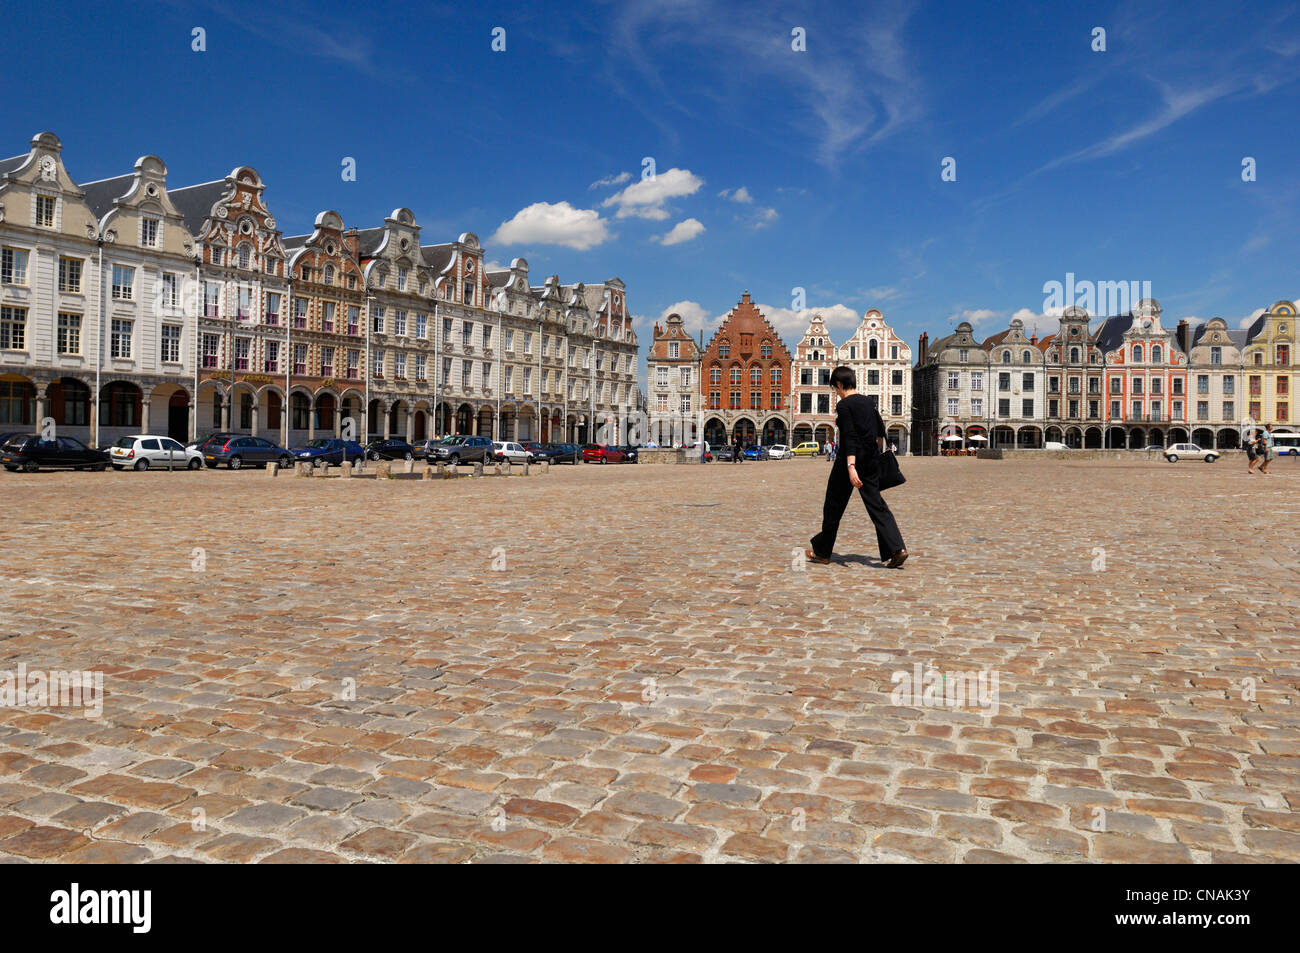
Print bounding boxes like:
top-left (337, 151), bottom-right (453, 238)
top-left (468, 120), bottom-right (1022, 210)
top-left (1043, 441), bottom-right (1070, 451)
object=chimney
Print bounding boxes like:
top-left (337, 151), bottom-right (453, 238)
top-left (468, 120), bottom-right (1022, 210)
top-left (344, 227), bottom-right (360, 262)
top-left (918, 332), bottom-right (928, 364)
top-left (1030, 333), bottom-right (1038, 345)
top-left (1177, 318), bottom-right (1189, 354)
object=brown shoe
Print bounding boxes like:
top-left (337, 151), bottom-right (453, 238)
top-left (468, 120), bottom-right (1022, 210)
top-left (805, 548), bottom-right (831, 565)
top-left (887, 549), bottom-right (909, 568)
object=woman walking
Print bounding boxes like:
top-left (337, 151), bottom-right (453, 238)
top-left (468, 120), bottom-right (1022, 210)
top-left (1258, 424), bottom-right (1275, 474)
top-left (806, 366), bottom-right (908, 568)
top-left (1247, 429), bottom-right (1259, 473)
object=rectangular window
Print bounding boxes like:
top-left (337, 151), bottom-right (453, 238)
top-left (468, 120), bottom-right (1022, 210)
top-left (710, 390), bottom-right (720, 409)
top-left (394, 310), bottom-right (407, 337)
top-left (668, 342), bottom-right (680, 358)
top-left (157, 272), bottom-right (178, 310)
top-left (680, 367), bottom-right (691, 388)
top-left (35, 195), bottom-right (56, 227)
top-left (373, 349), bottom-right (386, 378)
top-left (1172, 377), bottom-right (1182, 395)
top-left (236, 286), bottom-right (252, 320)
top-left (394, 352), bottom-right (406, 380)
top-left (998, 398), bottom-right (1010, 417)
top-left (234, 336), bottom-right (250, 371)
top-left (817, 393), bottom-right (830, 414)
top-left (1110, 400), bottom-right (1120, 418)
top-left (481, 363), bottom-right (491, 387)
top-left (523, 332), bottom-right (532, 354)
top-left (729, 390), bottom-right (741, 409)
top-left (504, 329), bottom-right (514, 352)
top-left (463, 281), bottom-right (474, 306)
top-left (1067, 399), bottom-right (1078, 417)
top-left (1278, 402), bottom-right (1289, 422)
top-left (1068, 377), bottom-right (1080, 394)
top-left (868, 369), bottom-right (880, 386)
top-left (998, 372), bottom-right (1011, 391)
top-left (483, 326), bottom-right (492, 348)
top-left (1151, 400), bottom-right (1163, 418)
top-left (892, 370), bottom-right (903, 386)
top-left (57, 313), bottom-right (82, 355)
top-left (1048, 376), bottom-right (1060, 394)
top-left (1278, 377), bottom-right (1290, 396)
top-left (1197, 401), bottom-right (1209, 421)
top-left (0, 248), bottom-right (29, 286)
top-left (201, 333), bottom-right (220, 368)
top-left (445, 358), bottom-right (453, 387)
top-left (415, 313), bottom-right (427, 339)
top-left (58, 256), bottom-right (82, 293)
top-left (1088, 400), bottom-right (1099, 419)
top-left (347, 305), bottom-right (360, 336)
top-left (656, 394), bottom-right (668, 412)
top-left (971, 398), bottom-right (983, 417)
top-left (1279, 345), bottom-right (1291, 365)
top-left (1088, 378), bottom-right (1099, 394)
top-left (683, 393), bottom-right (694, 412)
top-left (141, 217), bottom-right (159, 247)
top-left (110, 318), bottom-right (133, 358)
top-left (1249, 376), bottom-right (1261, 396)
top-left (111, 264), bottom-right (134, 300)
top-left (657, 367), bottom-right (668, 386)
top-left (416, 354), bottom-right (428, 382)
top-left (946, 398), bottom-right (959, 416)
top-left (970, 371), bottom-right (983, 391)
top-left (372, 307), bottom-right (385, 334)
top-left (346, 349), bottom-right (359, 379)
top-left (891, 395), bottom-right (902, 416)
top-left (947, 371), bottom-right (959, 390)
top-left (1132, 401), bottom-right (1142, 418)
top-left (322, 302), bottom-right (335, 334)
top-left (462, 359), bottom-right (472, 385)
top-left (1048, 399), bottom-right (1058, 417)
top-left (1210, 346), bottom-right (1222, 365)
top-left (464, 323), bottom-right (474, 348)
top-left (294, 298), bottom-right (308, 330)
top-left (1222, 400), bottom-right (1234, 420)
top-left (1022, 399), bottom-right (1034, 417)
top-left (265, 340), bottom-right (279, 373)
top-left (204, 282), bottom-right (220, 317)
top-left (1223, 376), bottom-right (1235, 395)
top-left (524, 367), bottom-right (532, 395)
top-left (294, 344), bottom-right (307, 376)
top-left (397, 268), bottom-right (408, 292)
top-left (320, 346), bottom-right (335, 378)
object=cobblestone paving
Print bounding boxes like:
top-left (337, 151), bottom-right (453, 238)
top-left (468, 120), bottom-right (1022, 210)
top-left (0, 455), bottom-right (1297, 863)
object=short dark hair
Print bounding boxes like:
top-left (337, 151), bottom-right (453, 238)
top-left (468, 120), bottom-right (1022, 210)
top-left (830, 365), bottom-right (856, 390)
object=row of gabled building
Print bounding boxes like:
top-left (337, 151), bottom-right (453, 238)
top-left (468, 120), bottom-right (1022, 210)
top-left (0, 132), bottom-right (640, 448)
top-left (647, 294), bottom-right (1296, 455)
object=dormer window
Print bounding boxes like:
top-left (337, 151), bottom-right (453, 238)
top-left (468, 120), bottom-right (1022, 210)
top-left (398, 268), bottom-right (408, 291)
top-left (237, 243), bottom-right (251, 269)
top-left (141, 217), bottom-right (160, 248)
top-left (35, 195), bottom-right (56, 228)
top-left (324, 264), bottom-right (335, 286)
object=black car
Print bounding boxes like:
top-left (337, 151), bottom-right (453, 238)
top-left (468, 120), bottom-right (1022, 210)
top-left (365, 438), bottom-right (416, 461)
top-left (713, 444), bottom-right (735, 461)
top-left (1, 435), bottom-right (109, 472)
top-left (535, 442), bottom-right (580, 464)
top-left (616, 445), bottom-right (639, 463)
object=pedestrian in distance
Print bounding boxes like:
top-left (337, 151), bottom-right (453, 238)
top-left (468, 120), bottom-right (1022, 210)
top-left (1246, 430), bottom-right (1259, 473)
top-left (828, 441), bottom-right (836, 463)
top-left (806, 366), bottom-right (908, 569)
top-left (1258, 423), bottom-right (1275, 475)
top-left (733, 433), bottom-right (743, 463)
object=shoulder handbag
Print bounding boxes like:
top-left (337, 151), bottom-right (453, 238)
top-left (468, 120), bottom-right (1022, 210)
top-left (876, 449), bottom-right (906, 490)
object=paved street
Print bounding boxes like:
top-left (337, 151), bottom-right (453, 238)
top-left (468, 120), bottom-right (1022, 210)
top-left (0, 455), bottom-right (1297, 863)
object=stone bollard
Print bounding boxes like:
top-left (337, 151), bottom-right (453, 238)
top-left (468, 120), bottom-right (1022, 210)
top-left (296, 461), bottom-right (311, 477)
top-left (266, 463), bottom-right (278, 478)
top-left (404, 458), bottom-right (415, 474)
top-left (523, 460), bottom-right (530, 476)
top-left (375, 462), bottom-right (391, 478)
top-left (494, 463), bottom-right (503, 476)
top-left (503, 460), bottom-right (512, 476)
top-left (473, 462), bottom-right (483, 477)
top-left (341, 461), bottom-right (353, 477)
top-left (436, 463), bottom-right (447, 479)
top-left (542, 460), bottom-right (550, 475)
top-left (422, 465), bottom-right (435, 480)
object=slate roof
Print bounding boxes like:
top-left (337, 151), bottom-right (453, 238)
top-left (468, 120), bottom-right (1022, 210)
top-left (420, 243), bottom-right (454, 273)
top-left (167, 180), bottom-right (229, 235)
top-left (354, 226), bottom-right (386, 257)
top-left (1093, 313), bottom-right (1134, 352)
top-left (77, 174), bottom-right (134, 220)
top-left (0, 154), bottom-right (29, 177)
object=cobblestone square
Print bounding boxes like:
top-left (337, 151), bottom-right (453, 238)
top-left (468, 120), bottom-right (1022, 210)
top-left (0, 456), bottom-right (1297, 863)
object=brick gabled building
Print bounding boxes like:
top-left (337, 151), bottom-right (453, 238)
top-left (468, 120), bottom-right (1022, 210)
top-left (647, 311), bottom-right (701, 446)
top-left (700, 291), bottom-right (791, 446)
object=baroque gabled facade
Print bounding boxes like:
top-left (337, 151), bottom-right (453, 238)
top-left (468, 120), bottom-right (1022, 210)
top-left (0, 133), bottom-right (197, 446)
top-left (1242, 300), bottom-right (1296, 427)
top-left (981, 317), bottom-right (1046, 449)
top-left (911, 320), bottom-right (991, 455)
top-left (790, 313), bottom-right (835, 446)
top-left (837, 309), bottom-right (911, 450)
top-left (646, 312), bottom-right (701, 446)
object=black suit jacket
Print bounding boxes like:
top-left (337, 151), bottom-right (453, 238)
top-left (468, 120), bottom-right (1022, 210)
top-left (835, 393), bottom-right (884, 462)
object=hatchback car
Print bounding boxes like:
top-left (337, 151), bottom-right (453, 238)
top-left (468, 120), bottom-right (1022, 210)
top-left (791, 441), bottom-right (821, 456)
top-left (616, 445), bottom-right (639, 464)
top-left (743, 444), bottom-right (769, 461)
top-left (426, 434), bottom-right (494, 465)
top-left (203, 435), bottom-right (293, 470)
top-left (582, 444), bottom-right (625, 464)
top-left (110, 434), bottom-right (203, 470)
top-left (1164, 443), bottom-right (1219, 463)
top-left (766, 444), bottom-right (793, 460)
top-left (2, 435), bottom-right (110, 472)
top-left (713, 444), bottom-right (736, 462)
top-left (293, 438), bottom-right (365, 468)
top-left (491, 441), bottom-right (530, 464)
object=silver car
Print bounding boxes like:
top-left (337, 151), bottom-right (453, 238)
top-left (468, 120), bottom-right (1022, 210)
top-left (110, 434), bottom-right (204, 470)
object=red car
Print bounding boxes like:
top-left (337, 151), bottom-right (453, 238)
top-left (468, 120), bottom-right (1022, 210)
top-left (581, 443), bottom-right (625, 464)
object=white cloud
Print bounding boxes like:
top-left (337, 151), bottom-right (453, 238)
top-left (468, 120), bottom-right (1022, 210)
top-left (1238, 307), bottom-right (1266, 328)
top-left (719, 186), bottom-right (753, 203)
top-left (1010, 308), bottom-right (1060, 338)
top-left (603, 168), bottom-right (704, 220)
top-left (490, 201), bottom-right (611, 250)
top-left (659, 300), bottom-right (712, 331)
top-left (589, 171), bottom-right (632, 190)
top-left (659, 218), bottom-right (705, 246)
top-left (752, 207), bottom-right (779, 229)
top-left (751, 302), bottom-right (862, 340)
top-left (949, 308), bottom-right (1000, 324)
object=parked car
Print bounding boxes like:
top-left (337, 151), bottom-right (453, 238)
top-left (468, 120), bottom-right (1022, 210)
top-left (1140, 445), bottom-right (1165, 451)
top-left (685, 441), bottom-right (713, 462)
top-left (520, 442), bottom-right (547, 461)
top-left (791, 441), bottom-right (821, 456)
top-left (491, 440), bottom-right (531, 464)
top-left (743, 444), bottom-right (769, 461)
top-left (766, 444), bottom-right (793, 460)
top-left (1164, 443), bottom-right (1219, 463)
top-left (110, 434), bottom-right (203, 470)
top-left (202, 435), bottom-right (293, 470)
top-left (1043, 441), bottom-right (1071, 451)
top-left (188, 431), bottom-right (237, 453)
top-left (616, 445), bottom-right (639, 464)
top-left (364, 438), bottom-right (415, 461)
top-left (426, 434), bottom-right (494, 465)
top-left (2, 435), bottom-right (109, 472)
top-left (582, 443), bottom-right (625, 464)
top-left (535, 442), bottom-right (580, 464)
top-left (293, 438), bottom-right (365, 468)
top-left (713, 444), bottom-right (736, 462)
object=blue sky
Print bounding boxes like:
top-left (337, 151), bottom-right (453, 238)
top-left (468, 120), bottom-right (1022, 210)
top-left (3, 0), bottom-right (1298, 376)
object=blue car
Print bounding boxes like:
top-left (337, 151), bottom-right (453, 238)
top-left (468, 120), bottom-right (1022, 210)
top-left (292, 438), bottom-right (365, 468)
top-left (743, 444), bottom-right (769, 460)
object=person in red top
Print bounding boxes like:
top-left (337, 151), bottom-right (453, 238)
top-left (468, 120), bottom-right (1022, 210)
top-left (805, 366), bottom-right (907, 568)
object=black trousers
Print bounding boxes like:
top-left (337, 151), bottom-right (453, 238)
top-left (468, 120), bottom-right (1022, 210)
top-left (810, 455), bottom-right (905, 561)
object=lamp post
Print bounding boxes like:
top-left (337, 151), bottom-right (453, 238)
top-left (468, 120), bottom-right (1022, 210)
top-left (92, 222), bottom-right (117, 449)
